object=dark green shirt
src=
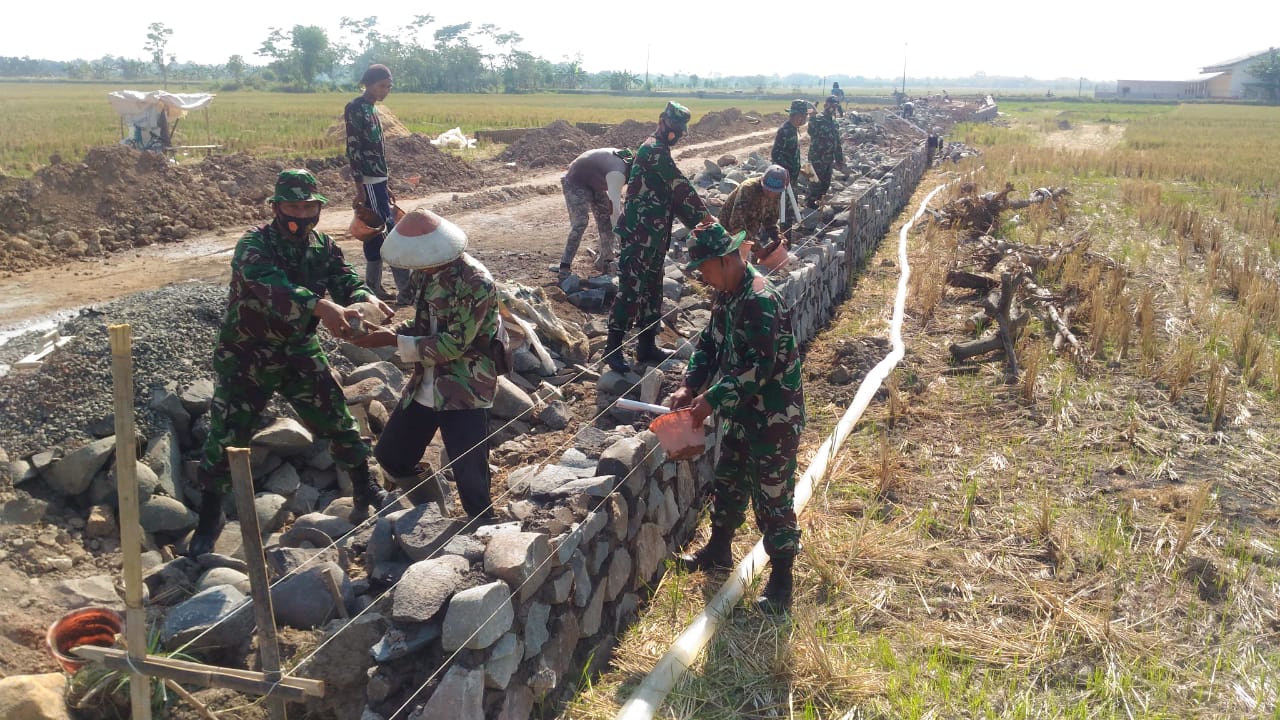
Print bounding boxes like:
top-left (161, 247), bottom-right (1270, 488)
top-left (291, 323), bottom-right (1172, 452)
top-left (344, 95), bottom-right (388, 182)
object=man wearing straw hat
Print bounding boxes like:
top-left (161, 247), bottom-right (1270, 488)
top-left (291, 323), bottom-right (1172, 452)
top-left (668, 220), bottom-right (805, 614)
top-left (604, 101), bottom-right (711, 374)
top-left (352, 208), bottom-right (501, 525)
top-left (188, 169), bottom-right (395, 557)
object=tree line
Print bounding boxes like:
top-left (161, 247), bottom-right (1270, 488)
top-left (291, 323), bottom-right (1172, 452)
top-left (0, 17), bottom-right (1129, 96)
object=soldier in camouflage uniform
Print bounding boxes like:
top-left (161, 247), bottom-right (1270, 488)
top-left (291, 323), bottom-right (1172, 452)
top-left (346, 64), bottom-right (413, 305)
top-left (771, 99), bottom-right (809, 234)
top-left (669, 221), bottom-right (806, 614)
top-left (717, 165), bottom-right (788, 262)
top-left (604, 101), bottom-right (711, 373)
top-left (805, 95), bottom-right (848, 209)
top-left (188, 170), bottom-right (395, 556)
top-left (354, 208), bottom-right (500, 524)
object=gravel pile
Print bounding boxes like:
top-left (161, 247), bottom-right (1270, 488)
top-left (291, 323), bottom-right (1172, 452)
top-left (0, 282), bottom-right (358, 460)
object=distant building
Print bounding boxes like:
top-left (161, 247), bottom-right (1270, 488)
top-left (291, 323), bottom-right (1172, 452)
top-left (1200, 49), bottom-right (1276, 99)
top-left (1096, 48), bottom-right (1275, 101)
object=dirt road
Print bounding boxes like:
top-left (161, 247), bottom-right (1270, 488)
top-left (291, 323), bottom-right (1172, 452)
top-left (0, 129), bottom-right (778, 340)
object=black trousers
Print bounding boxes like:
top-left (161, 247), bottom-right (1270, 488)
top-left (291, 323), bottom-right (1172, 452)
top-left (374, 402), bottom-right (493, 517)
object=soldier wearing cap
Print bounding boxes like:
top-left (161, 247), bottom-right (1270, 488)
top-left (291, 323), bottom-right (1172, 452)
top-left (188, 170), bottom-right (395, 556)
top-left (604, 101), bottom-right (711, 373)
top-left (558, 147), bottom-right (634, 279)
top-left (353, 208), bottom-right (501, 525)
top-left (805, 95), bottom-right (848, 209)
top-left (771, 99), bottom-right (809, 195)
top-left (717, 165), bottom-right (789, 262)
top-left (668, 221), bottom-right (805, 614)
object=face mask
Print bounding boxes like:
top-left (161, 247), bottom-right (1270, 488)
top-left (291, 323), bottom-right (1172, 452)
top-left (663, 126), bottom-right (685, 146)
top-left (276, 209), bottom-right (318, 241)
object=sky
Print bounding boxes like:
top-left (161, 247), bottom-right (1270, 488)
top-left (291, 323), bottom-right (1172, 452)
top-left (1, 1), bottom-right (1274, 83)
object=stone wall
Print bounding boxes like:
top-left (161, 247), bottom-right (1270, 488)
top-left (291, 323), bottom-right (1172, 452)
top-left (353, 142), bottom-right (934, 720)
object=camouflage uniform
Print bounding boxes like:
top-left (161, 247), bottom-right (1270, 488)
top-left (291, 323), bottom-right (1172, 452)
top-left (806, 110), bottom-right (843, 207)
top-left (198, 219), bottom-right (375, 494)
top-left (770, 121), bottom-right (802, 190)
top-left (684, 263), bottom-right (805, 560)
top-left (344, 95), bottom-right (387, 183)
top-left (717, 176), bottom-right (781, 241)
top-left (375, 252), bottom-right (500, 518)
top-left (608, 135), bottom-right (710, 336)
top-left (561, 180), bottom-right (618, 274)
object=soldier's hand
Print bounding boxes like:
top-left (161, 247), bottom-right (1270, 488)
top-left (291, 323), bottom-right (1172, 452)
top-left (688, 394), bottom-right (712, 424)
top-left (315, 299), bottom-right (360, 339)
top-left (666, 386), bottom-right (695, 411)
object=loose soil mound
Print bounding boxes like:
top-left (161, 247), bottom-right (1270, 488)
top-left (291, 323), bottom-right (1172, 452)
top-left (598, 120), bottom-right (654, 151)
top-left (496, 120), bottom-right (594, 169)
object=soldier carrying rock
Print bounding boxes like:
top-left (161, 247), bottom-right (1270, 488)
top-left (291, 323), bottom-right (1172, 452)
top-left (188, 169), bottom-right (395, 556)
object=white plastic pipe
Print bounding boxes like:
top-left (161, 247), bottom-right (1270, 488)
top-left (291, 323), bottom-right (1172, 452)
top-left (616, 183), bottom-right (947, 720)
top-left (615, 398), bottom-right (672, 415)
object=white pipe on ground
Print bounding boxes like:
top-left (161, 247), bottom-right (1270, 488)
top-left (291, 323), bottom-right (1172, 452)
top-left (616, 183), bottom-right (947, 720)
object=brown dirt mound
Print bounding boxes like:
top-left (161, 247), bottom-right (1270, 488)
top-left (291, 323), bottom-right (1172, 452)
top-left (381, 135), bottom-right (484, 195)
top-left (598, 120), bottom-right (654, 151)
top-left (496, 120), bottom-right (593, 169)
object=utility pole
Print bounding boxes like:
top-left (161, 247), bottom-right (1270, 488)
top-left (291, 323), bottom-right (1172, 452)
top-left (902, 43), bottom-right (908, 96)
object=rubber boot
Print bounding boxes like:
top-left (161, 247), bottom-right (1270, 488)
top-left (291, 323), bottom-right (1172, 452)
top-left (365, 260), bottom-right (390, 299)
top-left (635, 326), bottom-right (672, 365)
top-left (675, 525), bottom-right (735, 572)
top-left (390, 469), bottom-right (449, 516)
top-left (391, 266), bottom-right (415, 306)
top-left (349, 462), bottom-right (389, 525)
top-left (186, 490), bottom-right (224, 557)
top-left (603, 329), bottom-right (631, 374)
top-left (755, 556), bottom-right (794, 615)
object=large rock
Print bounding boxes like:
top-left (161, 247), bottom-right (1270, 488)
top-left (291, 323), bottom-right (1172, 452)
top-left (411, 665), bottom-right (483, 720)
top-left (391, 555), bottom-right (470, 623)
top-left (54, 575), bottom-right (123, 609)
top-left (179, 378), bottom-right (215, 416)
top-left (253, 493), bottom-right (290, 534)
top-left (441, 580), bottom-right (513, 651)
top-left (346, 361), bottom-right (405, 390)
top-left (0, 673), bottom-right (72, 720)
top-left (44, 437), bottom-right (115, 496)
top-left (392, 505), bottom-right (460, 562)
top-left (272, 562), bottom-right (352, 629)
top-left (491, 376), bottom-right (536, 421)
top-left (484, 531), bottom-right (552, 602)
top-left (138, 495), bottom-right (196, 533)
top-left (143, 423), bottom-right (183, 498)
top-left (161, 585), bottom-right (255, 651)
top-left (251, 418), bottom-right (313, 454)
top-left (342, 377), bottom-right (396, 406)
top-left (109, 460), bottom-right (161, 503)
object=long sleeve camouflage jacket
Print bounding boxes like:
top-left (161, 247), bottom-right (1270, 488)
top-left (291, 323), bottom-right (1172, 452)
top-left (217, 222), bottom-right (372, 349)
top-left (771, 122), bottom-right (801, 180)
top-left (717, 176), bottom-right (781, 239)
top-left (807, 113), bottom-right (844, 166)
top-left (344, 95), bottom-right (388, 182)
top-left (394, 253), bottom-right (500, 411)
top-left (615, 136), bottom-right (709, 244)
top-left (684, 265), bottom-right (805, 434)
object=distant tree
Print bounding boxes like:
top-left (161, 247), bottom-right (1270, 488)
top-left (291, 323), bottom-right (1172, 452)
top-left (227, 54), bottom-right (246, 84)
top-left (290, 25), bottom-right (333, 87)
top-left (65, 60), bottom-right (90, 80)
top-left (1247, 48), bottom-right (1280, 103)
top-left (145, 22), bottom-right (173, 88)
top-left (609, 70), bottom-right (639, 92)
top-left (689, 74), bottom-right (699, 89)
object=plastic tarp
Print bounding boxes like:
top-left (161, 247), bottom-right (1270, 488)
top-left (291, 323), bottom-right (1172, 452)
top-left (107, 90), bottom-right (215, 149)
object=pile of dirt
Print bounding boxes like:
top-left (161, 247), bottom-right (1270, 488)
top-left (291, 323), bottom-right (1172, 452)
top-left (381, 135), bottom-right (485, 194)
top-left (0, 145), bottom-right (266, 274)
top-left (598, 120), bottom-right (654, 151)
top-left (496, 120), bottom-right (594, 169)
top-left (689, 108), bottom-right (783, 141)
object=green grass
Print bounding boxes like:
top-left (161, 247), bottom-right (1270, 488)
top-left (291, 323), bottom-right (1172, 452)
top-left (0, 82), bottom-right (886, 175)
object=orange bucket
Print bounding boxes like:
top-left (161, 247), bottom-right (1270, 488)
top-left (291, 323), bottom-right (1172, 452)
top-left (650, 408), bottom-right (705, 460)
top-left (46, 607), bottom-right (123, 673)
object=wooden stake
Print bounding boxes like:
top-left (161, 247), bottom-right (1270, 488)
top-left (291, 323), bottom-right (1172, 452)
top-left (71, 646), bottom-right (322, 701)
top-left (228, 447), bottom-right (288, 720)
top-left (108, 324), bottom-right (152, 720)
top-left (164, 678), bottom-right (218, 720)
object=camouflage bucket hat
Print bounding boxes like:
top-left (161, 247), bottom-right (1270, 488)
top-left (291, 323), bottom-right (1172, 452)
top-left (269, 169), bottom-right (328, 204)
top-left (661, 101), bottom-right (692, 129)
top-left (613, 147), bottom-right (635, 163)
top-left (684, 222), bottom-right (747, 273)
top-left (787, 99), bottom-right (810, 115)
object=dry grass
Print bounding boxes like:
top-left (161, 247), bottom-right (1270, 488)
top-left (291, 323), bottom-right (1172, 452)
top-left (563, 104), bottom-right (1280, 720)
